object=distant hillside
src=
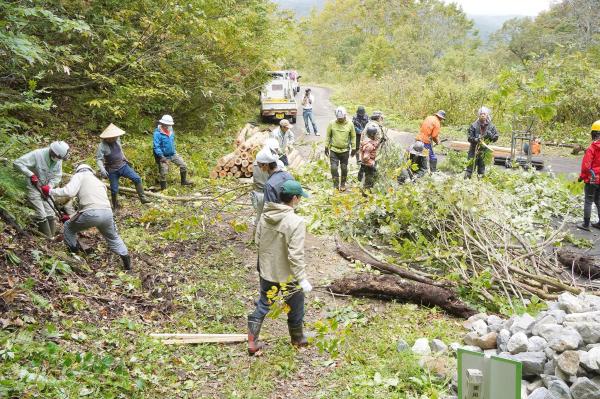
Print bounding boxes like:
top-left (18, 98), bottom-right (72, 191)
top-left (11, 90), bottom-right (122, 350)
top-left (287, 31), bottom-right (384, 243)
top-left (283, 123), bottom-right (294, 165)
top-left (273, 0), bottom-right (323, 17)
top-left (469, 14), bottom-right (523, 42)
top-left (273, 0), bottom-right (522, 43)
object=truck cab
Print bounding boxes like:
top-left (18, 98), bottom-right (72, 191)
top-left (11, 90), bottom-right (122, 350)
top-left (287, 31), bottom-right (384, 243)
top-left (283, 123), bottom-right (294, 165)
top-left (260, 71), bottom-right (298, 123)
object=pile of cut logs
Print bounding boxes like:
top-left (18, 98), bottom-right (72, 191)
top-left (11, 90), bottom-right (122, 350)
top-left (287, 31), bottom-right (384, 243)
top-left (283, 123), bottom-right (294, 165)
top-left (210, 123), bottom-right (305, 179)
top-left (210, 124), bottom-right (270, 179)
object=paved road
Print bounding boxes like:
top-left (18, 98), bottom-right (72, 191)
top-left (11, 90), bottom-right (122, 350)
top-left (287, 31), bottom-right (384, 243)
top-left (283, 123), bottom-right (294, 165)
top-left (289, 85), bottom-right (599, 255)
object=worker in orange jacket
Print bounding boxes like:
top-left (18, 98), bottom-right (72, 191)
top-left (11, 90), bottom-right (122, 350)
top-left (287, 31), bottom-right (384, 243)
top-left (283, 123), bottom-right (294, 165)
top-left (415, 110), bottom-right (446, 172)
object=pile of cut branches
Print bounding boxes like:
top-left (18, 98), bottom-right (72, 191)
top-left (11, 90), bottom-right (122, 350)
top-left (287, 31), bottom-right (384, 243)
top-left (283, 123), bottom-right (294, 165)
top-left (298, 157), bottom-right (590, 313)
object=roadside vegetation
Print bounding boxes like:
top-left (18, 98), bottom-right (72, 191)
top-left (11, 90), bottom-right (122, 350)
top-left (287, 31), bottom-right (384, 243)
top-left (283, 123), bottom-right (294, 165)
top-left (293, 0), bottom-right (600, 144)
top-left (1, 1), bottom-right (598, 398)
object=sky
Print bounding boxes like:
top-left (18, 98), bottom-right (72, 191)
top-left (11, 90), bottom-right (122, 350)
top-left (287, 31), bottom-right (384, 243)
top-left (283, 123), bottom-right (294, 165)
top-left (443, 0), bottom-right (553, 16)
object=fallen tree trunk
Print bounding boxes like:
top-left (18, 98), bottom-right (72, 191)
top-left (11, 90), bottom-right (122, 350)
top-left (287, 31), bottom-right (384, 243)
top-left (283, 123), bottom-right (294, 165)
top-left (558, 249), bottom-right (600, 280)
top-left (335, 237), bottom-right (451, 288)
top-left (327, 274), bottom-right (477, 318)
top-left (0, 207), bottom-right (27, 235)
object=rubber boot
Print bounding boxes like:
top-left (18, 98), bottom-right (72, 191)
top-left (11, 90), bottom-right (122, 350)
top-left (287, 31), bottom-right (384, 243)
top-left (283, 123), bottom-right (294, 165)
top-left (47, 216), bottom-right (57, 236)
top-left (159, 180), bottom-right (167, 191)
top-left (288, 323), bottom-right (308, 347)
top-left (120, 254), bottom-right (131, 271)
top-left (180, 170), bottom-right (193, 186)
top-left (357, 164), bottom-right (364, 182)
top-left (577, 219), bottom-right (591, 231)
top-left (332, 177), bottom-right (339, 190)
top-left (37, 219), bottom-right (52, 238)
top-left (111, 192), bottom-right (119, 211)
top-left (340, 177), bottom-right (347, 192)
top-left (247, 317), bottom-right (265, 356)
top-left (135, 182), bottom-right (151, 204)
top-left (429, 159), bottom-right (438, 173)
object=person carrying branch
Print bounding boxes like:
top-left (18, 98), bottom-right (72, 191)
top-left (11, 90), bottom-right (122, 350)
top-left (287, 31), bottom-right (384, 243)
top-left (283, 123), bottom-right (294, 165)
top-left (577, 120), bottom-right (600, 231)
top-left (397, 141), bottom-right (428, 184)
top-left (96, 123), bottom-right (150, 210)
top-left (42, 164), bottom-right (131, 270)
top-left (13, 141), bottom-right (70, 237)
top-left (352, 106), bottom-right (369, 163)
top-left (325, 107), bottom-right (356, 191)
top-left (358, 111), bottom-right (384, 181)
top-left (248, 179), bottom-right (312, 355)
top-left (465, 106), bottom-right (499, 179)
top-left (416, 110), bottom-right (446, 172)
top-left (153, 114), bottom-right (193, 190)
top-left (359, 126), bottom-right (385, 190)
top-left (270, 119), bottom-right (295, 166)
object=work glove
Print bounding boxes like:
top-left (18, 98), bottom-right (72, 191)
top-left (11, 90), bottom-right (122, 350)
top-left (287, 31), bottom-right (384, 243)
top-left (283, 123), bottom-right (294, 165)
top-left (324, 148), bottom-right (330, 157)
top-left (159, 157), bottom-right (168, 163)
top-left (100, 168), bottom-right (109, 179)
top-left (40, 185), bottom-right (51, 197)
top-left (299, 279), bottom-right (312, 293)
top-left (30, 175), bottom-right (40, 186)
top-left (350, 150), bottom-right (357, 157)
top-left (60, 214), bottom-right (70, 223)
top-left (473, 137), bottom-right (481, 143)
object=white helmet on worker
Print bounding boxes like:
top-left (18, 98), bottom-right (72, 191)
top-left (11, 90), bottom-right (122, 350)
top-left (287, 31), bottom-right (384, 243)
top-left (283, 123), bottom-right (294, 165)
top-left (335, 107), bottom-right (347, 119)
top-left (264, 138), bottom-right (280, 156)
top-left (75, 163), bottom-right (94, 173)
top-left (49, 141), bottom-right (70, 160)
top-left (256, 148), bottom-right (278, 164)
top-left (159, 114), bottom-right (175, 126)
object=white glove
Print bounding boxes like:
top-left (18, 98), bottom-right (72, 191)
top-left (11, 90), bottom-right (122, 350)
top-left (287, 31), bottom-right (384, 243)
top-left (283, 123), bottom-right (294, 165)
top-left (299, 279), bottom-right (312, 293)
top-left (100, 168), bottom-right (109, 178)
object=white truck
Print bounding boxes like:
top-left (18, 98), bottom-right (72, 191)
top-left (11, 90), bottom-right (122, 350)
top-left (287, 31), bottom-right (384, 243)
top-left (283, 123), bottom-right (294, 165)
top-left (260, 71), bottom-right (299, 123)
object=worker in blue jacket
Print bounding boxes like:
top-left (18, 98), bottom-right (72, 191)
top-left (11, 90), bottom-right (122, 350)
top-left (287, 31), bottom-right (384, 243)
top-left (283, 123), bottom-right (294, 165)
top-left (153, 114), bottom-right (193, 189)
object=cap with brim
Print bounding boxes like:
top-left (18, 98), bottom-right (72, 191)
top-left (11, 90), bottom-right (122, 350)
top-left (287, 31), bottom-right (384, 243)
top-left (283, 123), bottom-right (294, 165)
top-left (435, 110), bottom-right (446, 120)
top-left (281, 179), bottom-right (309, 198)
top-left (409, 142), bottom-right (425, 155)
top-left (100, 123), bottom-right (126, 139)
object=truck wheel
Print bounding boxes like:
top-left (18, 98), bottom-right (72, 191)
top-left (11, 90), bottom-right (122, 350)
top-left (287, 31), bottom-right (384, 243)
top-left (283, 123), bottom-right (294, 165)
top-left (289, 116), bottom-right (296, 124)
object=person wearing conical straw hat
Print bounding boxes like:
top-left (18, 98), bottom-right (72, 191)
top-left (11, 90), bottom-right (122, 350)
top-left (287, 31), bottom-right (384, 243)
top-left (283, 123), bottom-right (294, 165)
top-left (96, 123), bottom-right (150, 210)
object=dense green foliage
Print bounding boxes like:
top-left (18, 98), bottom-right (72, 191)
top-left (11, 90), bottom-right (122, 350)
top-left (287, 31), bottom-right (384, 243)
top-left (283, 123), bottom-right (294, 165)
top-left (296, 0), bottom-right (600, 142)
top-left (1, 0), bottom-right (282, 136)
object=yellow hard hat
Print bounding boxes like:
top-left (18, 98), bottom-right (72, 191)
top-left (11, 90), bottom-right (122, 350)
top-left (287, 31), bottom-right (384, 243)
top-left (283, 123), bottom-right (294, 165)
top-left (592, 120), bottom-right (600, 131)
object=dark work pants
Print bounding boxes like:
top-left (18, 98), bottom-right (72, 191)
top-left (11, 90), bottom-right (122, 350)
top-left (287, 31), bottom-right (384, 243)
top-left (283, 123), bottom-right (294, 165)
top-left (330, 150), bottom-right (350, 185)
top-left (583, 183), bottom-right (600, 223)
top-left (280, 154), bottom-right (289, 166)
top-left (465, 145), bottom-right (485, 178)
top-left (363, 165), bottom-right (376, 189)
top-left (248, 277), bottom-right (305, 327)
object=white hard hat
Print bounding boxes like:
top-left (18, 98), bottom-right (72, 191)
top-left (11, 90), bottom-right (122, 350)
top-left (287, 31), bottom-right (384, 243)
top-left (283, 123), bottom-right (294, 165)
top-left (100, 123), bottom-right (126, 139)
top-left (264, 138), bottom-right (280, 151)
top-left (159, 114), bottom-right (175, 125)
top-left (49, 141), bottom-right (70, 159)
top-left (335, 107), bottom-right (347, 118)
top-left (76, 163), bottom-right (94, 173)
top-left (256, 148), bottom-right (278, 164)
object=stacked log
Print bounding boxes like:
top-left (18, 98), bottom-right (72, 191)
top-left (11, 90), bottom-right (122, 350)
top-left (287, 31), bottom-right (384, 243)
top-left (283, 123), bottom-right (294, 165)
top-left (210, 124), bottom-right (272, 179)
